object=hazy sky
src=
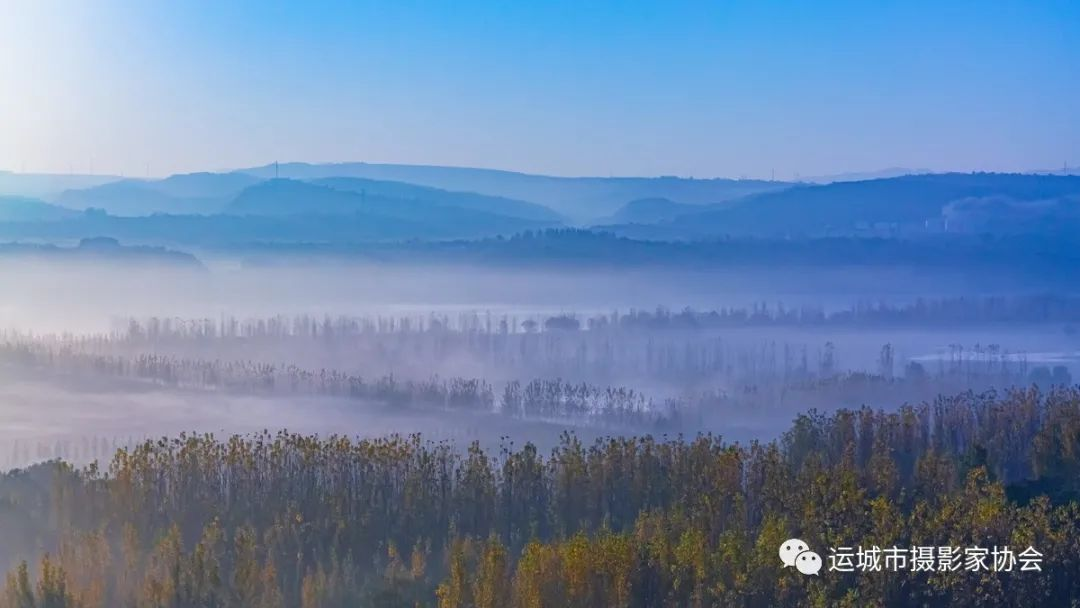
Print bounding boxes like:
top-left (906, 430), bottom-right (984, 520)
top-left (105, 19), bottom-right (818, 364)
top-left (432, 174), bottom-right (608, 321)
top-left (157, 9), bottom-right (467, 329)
top-left (1, 0), bottom-right (1077, 179)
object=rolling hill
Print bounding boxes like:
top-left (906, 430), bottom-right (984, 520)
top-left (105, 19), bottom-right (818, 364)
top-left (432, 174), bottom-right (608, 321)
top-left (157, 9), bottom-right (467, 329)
top-left (652, 173), bottom-right (1080, 237)
top-left (309, 176), bottom-right (561, 222)
top-left (237, 162), bottom-right (791, 221)
top-left (0, 236), bottom-right (201, 267)
top-left (18, 170), bottom-right (1080, 245)
top-left (598, 197), bottom-right (703, 225)
top-left (0, 196), bottom-right (80, 222)
top-left (55, 173), bottom-right (263, 216)
top-left (226, 179), bottom-right (556, 233)
top-left (0, 172), bottom-right (121, 200)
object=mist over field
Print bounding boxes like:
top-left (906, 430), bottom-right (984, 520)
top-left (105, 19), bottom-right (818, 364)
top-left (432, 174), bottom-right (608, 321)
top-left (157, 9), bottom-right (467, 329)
top-left (1, 237), bottom-right (1079, 467)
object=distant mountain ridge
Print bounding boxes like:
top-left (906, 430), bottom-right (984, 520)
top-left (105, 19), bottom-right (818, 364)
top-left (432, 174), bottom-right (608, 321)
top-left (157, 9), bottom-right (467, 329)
top-left (0, 196), bottom-right (80, 222)
top-left (237, 162), bottom-right (791, 221)
top-left (225, 179), bottom-right (558, 234)
top-left (55, 170), bottom-right (564, 224)
top-left (56, 173), bottom-right (262, 215)
top-left (801, 167), bottom-right (934, 183)
top-left (310, 176), bottom-right (561, 222)
top-left (0, 173), bottom-right (120, 200)
top-left (646, 173), bottom-right (1080, 238)
top-left (599, 198), bottom-right (702, 225)
top-left (152, 172), bottom-right (263, 198)
top-left (0, 236), bottom-right (200, 267)
top-left (6, 167), bottom-right (1080, 244)
top-left (0, 209), bottom-right (546, 246)
top-left (0, 177), bottom-right (559, 246)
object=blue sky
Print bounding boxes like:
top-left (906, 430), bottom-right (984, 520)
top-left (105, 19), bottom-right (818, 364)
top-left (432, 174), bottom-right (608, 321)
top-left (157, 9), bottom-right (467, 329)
top-left (1, 0), bottom-right (1077, 178)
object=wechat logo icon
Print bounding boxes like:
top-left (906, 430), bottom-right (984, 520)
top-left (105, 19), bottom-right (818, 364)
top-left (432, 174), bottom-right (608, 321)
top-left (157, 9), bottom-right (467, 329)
top-left (779, 539), bottom-right (822, 575)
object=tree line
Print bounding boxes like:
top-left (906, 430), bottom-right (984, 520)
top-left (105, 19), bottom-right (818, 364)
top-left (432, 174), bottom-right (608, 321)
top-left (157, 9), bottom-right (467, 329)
top-left (3, 387), bottom-right (1080, 606)
top-left (100, 294), bottom-right (1080, 341)
top-left (0, 342), bottom-right (670, 430)
top-left (6, 306), bottom-right (1044, 397)
top-left (2, 336), bottom-right (1051, 440)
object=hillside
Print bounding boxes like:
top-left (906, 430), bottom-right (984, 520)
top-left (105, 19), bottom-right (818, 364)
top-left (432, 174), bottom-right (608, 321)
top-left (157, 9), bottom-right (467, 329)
top-left (0, 196), bottom-right (80, 222)
top-left (599, 197), bottom-right (704, 224)
top-left (657, 172), bottom-right (1080, 237)
top-left (150, 172), bottom-right (262, 199)
top-left (0, 236), bottom-right (201, 267)
top-left (56, 180), bottom-right (225, 215)
top-left (0, 172), bottom-right (120, 200)
top-left (0, 190), bottom-right (552, 246)
top-left (55, 172), bottom-right (264, 216)
top-left (25, 171), bottom-right (1080, 245)
top-left (237, 162), bottom-right (791, 221)
top-left (226, 179), bottom-right (363, 216)
top-left (55, 171), bottom-right (562, 226)
top-left (226, 179), bottom-right (555, 233)
top-left (310, 176), bottom-right (561, 222)
top-left (801, 167), bottom-right (933, 183)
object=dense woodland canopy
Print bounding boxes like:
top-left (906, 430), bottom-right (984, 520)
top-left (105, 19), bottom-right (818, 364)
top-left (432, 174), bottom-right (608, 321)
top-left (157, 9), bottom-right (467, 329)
top-left (2, 388), bottom-right (1080, 607)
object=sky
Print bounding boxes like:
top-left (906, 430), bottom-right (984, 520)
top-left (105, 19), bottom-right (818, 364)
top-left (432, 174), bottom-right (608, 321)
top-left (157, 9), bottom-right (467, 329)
top-left (0, 0), bottom-right (1077, 179)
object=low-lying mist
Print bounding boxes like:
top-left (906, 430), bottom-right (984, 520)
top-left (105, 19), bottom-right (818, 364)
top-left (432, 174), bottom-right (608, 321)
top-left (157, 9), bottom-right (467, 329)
top-left (0, 369), bottom-right (616, 471)
top-left (3, 256), bottom-right (1073, 333)
top-left (2, 255), bottom-right (1078, 474)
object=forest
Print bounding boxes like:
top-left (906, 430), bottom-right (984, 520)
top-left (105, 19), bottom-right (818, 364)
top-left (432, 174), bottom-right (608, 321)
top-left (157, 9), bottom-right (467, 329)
top-left (3, 387), bottom-right (1079, 607)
